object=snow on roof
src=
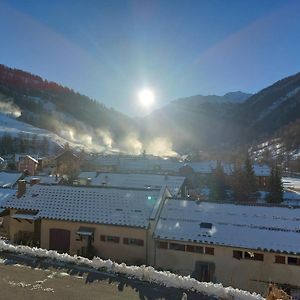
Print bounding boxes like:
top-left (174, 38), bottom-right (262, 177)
top-left (186, 162), bottom-right (270, 176)
top-left (253, 164), bottom-right (270, 177)
top-left (78, 171), bottom-right (97, 179)
top-left (186, 161), bottom-right (217, 174)
top-left (25, 155), bottom-right (39, 164)
top-left (0, 172), bottom-right (23, 188)
top-left (158, 160), bottom-right (182, 172)
top-left (154, 199), bottom-right (300, 254)
top-left (14, 153), bottom-right (39, 163)
top-left (93, 155), bottom-right (120, 166)
top-left (79, 173), bottom-right (185, 196)
top-left (0, 188), bottom-right (15, 207)
top-left (119, 157), bottom-right (155, 171)
top-left (25, 175), bottom-right (62, 185)
top-left (4, 185), bottom-right (161, 228)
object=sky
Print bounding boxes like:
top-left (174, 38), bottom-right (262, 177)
top-left (1, 0), bottom-right (300, 117)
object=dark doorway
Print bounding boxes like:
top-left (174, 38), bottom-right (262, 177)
top-left (49, 228), bottom-right (71, 253)
top-left (192, 261), bottom-right (215, 282)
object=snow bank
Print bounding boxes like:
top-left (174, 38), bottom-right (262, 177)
top-left (0, 241), bottom-right (264, 300)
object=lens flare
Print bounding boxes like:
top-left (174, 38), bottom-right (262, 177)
top-left (137, 89), bottom-right (155, 107)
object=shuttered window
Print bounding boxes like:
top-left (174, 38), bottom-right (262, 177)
top-left (186, 245), bottom-right (203, 253)
top-left (205, 247), bottom-right (214, 255)
top-left (123, 238), bottom-right (144, 246)
top-left (275, 255), bottom-right (285, 264)
top-left (233, 250), bottom-right (243, 259)
top-left (158, 241), bottom-right (168, 249)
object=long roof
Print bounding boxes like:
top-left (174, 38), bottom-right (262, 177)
top-left (25, 175), bottom-right (62, 185)
top-left (0, 188), bottom-right (15, 207)
top-left (3, 185), bottom-right (162, 228)
top-left (154, 199), bottom-right (300, 254)
top-left (78, 172), bottom-right (185, 196)
top-left (0, 172), bottom-right (23, 188)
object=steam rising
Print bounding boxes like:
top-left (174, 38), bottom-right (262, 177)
top-left (0, 101), bottom-right (21, 117)
top-left (96, 129), bottom-right (113, 149)
top-left (120, 133), bottom-right (143, 154)
top-left (145, 137), bottom-right (177, 157)
top-left (58, 121), bottom-right (178, 157)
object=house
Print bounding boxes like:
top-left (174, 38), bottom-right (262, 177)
top-left (17, 155), bottom-right (39, 175)
top-left (76, 172), bottom-right (187, 197)
top-left (54, 149), bottom-right (80, 178)
top-left (2, 182), bottom-right (170, 264)
top-left (254, 164), bottom-right (271, 189)
top-left (2, 178), bottom-right (300, 294)
top-left (0, 188), bottom-right (16, 232)
top-left (153, 199), bottom-right (300, 295)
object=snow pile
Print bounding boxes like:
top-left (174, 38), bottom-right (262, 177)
top-left (0, 241), bottom-right (264, 300)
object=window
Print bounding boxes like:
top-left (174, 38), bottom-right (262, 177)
top-left (169, 243), bottom-right (185, 251)
top-left (186, 245), bottom-right (203, 253)
top-left (275, 255), bottom-right (285, 264)
top-left (288, 257), bottom-right (300, 265)
top-left (100, 235), bottom-right (120, 243)
top-left (205, 247), bottom-right (214, 255)
top-left (158, 241), bottom-right (168, 249)
top-left (123, 238), bottom-right (144, 246)
top-left (244, 251), bottom-right (264, 261)
top-left (233, 250), bottom-right (243, 259)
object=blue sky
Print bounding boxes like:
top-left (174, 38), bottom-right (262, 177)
top-left (1, 0), bottom-right (300, 116)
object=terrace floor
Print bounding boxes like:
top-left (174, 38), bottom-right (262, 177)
top-left (0, 252), bottom-right (215, 300)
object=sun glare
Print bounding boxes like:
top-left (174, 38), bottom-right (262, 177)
top-left (138, 89), bottom-right (155, 107)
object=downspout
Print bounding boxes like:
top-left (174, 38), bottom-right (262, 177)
top-left (146, 226), bottom-right (149, 265)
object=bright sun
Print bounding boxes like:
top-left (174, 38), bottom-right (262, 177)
top-left (138, 89), bottom-right (155, 107)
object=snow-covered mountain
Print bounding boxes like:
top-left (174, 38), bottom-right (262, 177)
top-left (172, 91), bottom-right (252, 106)
top-left (0, 112), bottom-right (85, 152)
top-left (0, 64), bottom-right (137, 153)
top-left (1, 63), bottom-right (300, 159)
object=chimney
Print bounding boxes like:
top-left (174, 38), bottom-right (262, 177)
top-left (30, 178), bottom-right (40, 186)
top-left (17, 180), bottom-right (26, 198)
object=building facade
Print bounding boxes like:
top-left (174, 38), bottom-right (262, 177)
top-left (1, 181), bottom-right (299, 296)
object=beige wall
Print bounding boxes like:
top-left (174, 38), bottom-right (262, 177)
top-left (1, 215), bottom-right (10, 235)
top-left (154, 239), bottom-right (300, 295)
top-left (8, 209), bottom-right (35, 242)
top-left (41, 219), bottom-right (148, 265)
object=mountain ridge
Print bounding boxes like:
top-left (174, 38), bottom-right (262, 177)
top-left (1, 64), bottom-right (300, 159)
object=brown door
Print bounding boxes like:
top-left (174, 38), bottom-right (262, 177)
top-left (49, 229), bottom-right (70, 253)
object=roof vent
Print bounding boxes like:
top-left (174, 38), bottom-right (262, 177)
top-left (200, 222), bottom-right (212, 229)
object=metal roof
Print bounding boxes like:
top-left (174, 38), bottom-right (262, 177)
top-left (0, 188), bottom-right (15, 206)
top-left (4, 185), bottom-right (162, 228)
top-left (0, 172), bottom-right (23, 188)
top-left (154, 198), bottom-right (300, 254)
top-left (78, 172), bottom-right (185, 196)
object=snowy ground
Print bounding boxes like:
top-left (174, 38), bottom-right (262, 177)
top-left (0, 113), bottom-right (83, 151)
top-left (282, 177), bottom-right (300, 205)
top-left (282, 177), bottom-right (300, 191)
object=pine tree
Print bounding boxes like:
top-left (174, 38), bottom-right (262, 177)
top-left (244, 154), bottom-right (258, 201)
top-left (231, 154), bottom-right (257, 202)
top-left (209, 161), bottom-right (227, 201)
top-left (267, 165), bottom-right (283, 203)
